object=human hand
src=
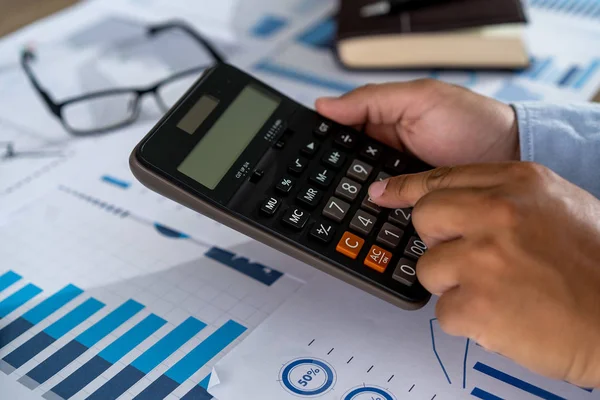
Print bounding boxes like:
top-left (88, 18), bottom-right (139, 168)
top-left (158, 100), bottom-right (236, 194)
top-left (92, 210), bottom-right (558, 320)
top-left (368, 162), bottom-right (600, 387)
top-left (316, 80), bottom-right (519, 167)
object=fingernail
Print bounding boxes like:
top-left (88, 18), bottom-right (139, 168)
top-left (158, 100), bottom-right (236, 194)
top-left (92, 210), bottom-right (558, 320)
top-left (369, 179), bottom-right (388, 198)
top-left (316, 96), bottom-right (337, 102)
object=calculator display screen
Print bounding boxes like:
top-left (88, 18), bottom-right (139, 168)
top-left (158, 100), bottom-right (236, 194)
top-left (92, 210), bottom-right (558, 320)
top-left (177, 85), bottom-right (280, 189)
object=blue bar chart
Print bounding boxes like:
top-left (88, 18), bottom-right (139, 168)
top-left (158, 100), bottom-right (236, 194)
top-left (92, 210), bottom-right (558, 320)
top-left (0, 298), bottom-right (104, 374)
top-left (45, 314), bottom-right (166, 400)
top-left (87, 317), bottom-right (206, 400)
top-left (472, 362), bottom-right (566, 400)
top-left (0, 271), bottom-right (22, 292)
top-left (520, 56), bottom-right (600, 91)
top-left (0, 269), bottom-right (250, 400)
top-left (19, 299), bottom-right (145, 390)
top-left (0, 284), bottom-right (83, 350)
top-left (528, 0), bottom-right (600, 19)
top-left (297, 17), bottom-right (335, 49)
top-left (133, 320), bottom-right (246, 399)
top-left (101, 175), bottom-right (131, 189)
top-left (0, 284), bottom-right (43, 319)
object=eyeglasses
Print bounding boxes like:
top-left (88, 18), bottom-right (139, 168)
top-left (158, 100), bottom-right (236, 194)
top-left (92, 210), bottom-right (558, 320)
top-left (20, 21), bottom-right (225, 136)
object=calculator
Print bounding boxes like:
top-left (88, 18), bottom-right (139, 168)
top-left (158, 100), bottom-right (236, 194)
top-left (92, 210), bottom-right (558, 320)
top-left (130, 63), bottom-right (432, 309)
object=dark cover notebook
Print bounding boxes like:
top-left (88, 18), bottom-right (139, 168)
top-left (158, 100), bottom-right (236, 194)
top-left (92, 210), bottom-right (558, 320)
top-left (336, 0), bottom-right (529, 70)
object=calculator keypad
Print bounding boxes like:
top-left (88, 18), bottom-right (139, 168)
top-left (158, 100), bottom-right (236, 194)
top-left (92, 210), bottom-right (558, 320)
top-left (289, 157), bottom-right (308, 175)
top-left (349, 209), bottom-right (377, 236)
top-left (385, 155), bottom-right (407, 175)
top-left (260, 197), bottom-right (280, 216)
top-left (335, 177), bottom-right (362, 202)
top-left (392, 258), bottom-right (417, 286)
top-left (314, 121), bottom-right (333, 136)
top-left (275, 176), bottom-right (295, 194)
top-left (310, 167), bottom-right (334, 188)
top-left (404, 236), bottom-right (428, 259)
top-left (310, 220), bottom-right (335, 244)
top-left (282, 207), bottom-right (309, 230)
top-left (322, 150), bottom-right (346, 169)
top-left (347, 160), bottom-right (373, 182)
top-left (361, 195), bottom-right (382, 215)
top-left (335, 131), bottom-right (358, 149)
top-left (323, 196), bottom-right (350, 222)
top-left (364, 245), bottom-right (392, 273)
top-left (296, 186), bottom-right (323, 209)
top-left (336, 231), bottom-right (364, 259)
top-left (389, 208), bottom-right (411, 227)
top-left (301, 141), bottom-right (319, 157)
top-left (377, 223), bottom-right (404, 249)
top-left (360, 143), bottom-right (383, 162)
top-left (254, 115), bottom-right (430, 304)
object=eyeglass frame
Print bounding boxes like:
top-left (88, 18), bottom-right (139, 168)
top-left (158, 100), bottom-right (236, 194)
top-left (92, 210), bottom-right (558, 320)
top-left (20, 21), bottom-right (225, 136)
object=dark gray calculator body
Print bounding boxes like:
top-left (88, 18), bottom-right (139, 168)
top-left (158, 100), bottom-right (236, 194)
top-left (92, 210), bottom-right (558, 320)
top-left (130, 63), bottom-right (432, 309)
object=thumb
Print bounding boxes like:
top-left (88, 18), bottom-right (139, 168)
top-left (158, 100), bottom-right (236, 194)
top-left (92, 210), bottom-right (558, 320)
top-left (315, 80), bottom-right (433, 127)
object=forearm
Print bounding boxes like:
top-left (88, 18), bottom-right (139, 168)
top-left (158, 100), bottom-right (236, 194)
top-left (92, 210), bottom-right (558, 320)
top-left (513, 102), bottom-right (600, 199)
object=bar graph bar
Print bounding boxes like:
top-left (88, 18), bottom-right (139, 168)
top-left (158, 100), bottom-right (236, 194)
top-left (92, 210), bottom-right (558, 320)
top-left (101, 175), bottom-right (131, 189)
top-left (529, 0), bottom-right (600, 19)
top-left (45, 314), bottom-right (166, 400)
top-left (296, 17), bottom-right (335, 49)
top-left (473, 362), bottom-right (566, 400)
top-left (0, 271), bottom-right (21, 292)
top-left (0, 283), bottom-right (42, 318)
top-left (0, 284), bottom-right (82, 350)
top-left (558, 65), bottom-right (581, 86)
top-left (573, 59), bottom-right (600, 89)
top-left (181, 385), bottom-right (213, 400)
top-left (133, 320), bottom-right (246, 399)
top-left (88, 317), bottom-right (206, 400)
top-left (199, 374), bottom-right (211, 389)
top-left (0, 298), bottom-right (104, 374)
top-left (19, 299), bottom-right (144, 390)
top-left (205, 247), bottom-right (283, 286)
top-left (178, 373), bottom-right (214, 400)
top-left (471, 387), bottom-right (503, 400)
top-left (522, 57), bottom-right (552, 80)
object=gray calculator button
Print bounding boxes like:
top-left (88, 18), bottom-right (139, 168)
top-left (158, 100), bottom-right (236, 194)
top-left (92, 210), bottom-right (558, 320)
top-left (404, 236), bottom-right (428, 259)
top-left (335, 177), bottom-right (362, 202)
top-left (322, 196), bottom-right (350, 222)
top-left (377, 222), bottom-right (404, 249)
top-left (375, 171), bottom-right (391, 181)
top-left (347, 159), bottom-right (373, 182)
top-left (361, 195), bottom-right (381, 215)
top-left (389, 208), bottom-right (412, 227)
top-left (392, 258), bottom-right (417, 286)
top-left (349, 210), bottom-right (377, 236)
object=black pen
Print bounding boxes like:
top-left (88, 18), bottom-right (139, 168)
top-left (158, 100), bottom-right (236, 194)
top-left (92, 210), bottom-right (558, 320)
top-left (360, 0), bottom-right (450, 17)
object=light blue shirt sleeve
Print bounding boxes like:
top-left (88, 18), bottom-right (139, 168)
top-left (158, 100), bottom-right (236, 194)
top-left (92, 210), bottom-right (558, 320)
top-left (512, 102), bottom-right (600, 199)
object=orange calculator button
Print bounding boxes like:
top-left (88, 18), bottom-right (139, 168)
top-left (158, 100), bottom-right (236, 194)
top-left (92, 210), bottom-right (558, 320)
top-left (364, 245), bottom-right (392, 273)
top-left (336, 231), bottom-right (365, 259)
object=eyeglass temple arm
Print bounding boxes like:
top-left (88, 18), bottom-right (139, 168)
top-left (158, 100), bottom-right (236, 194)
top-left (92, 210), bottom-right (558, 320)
top-left (147, 21), bottom-right (226, 64)
top-left (20, 49), bottom-right (61, 117)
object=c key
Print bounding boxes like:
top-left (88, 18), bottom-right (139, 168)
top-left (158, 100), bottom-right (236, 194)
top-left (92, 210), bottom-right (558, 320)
top-left (336, 231), bottom-right (365, 259)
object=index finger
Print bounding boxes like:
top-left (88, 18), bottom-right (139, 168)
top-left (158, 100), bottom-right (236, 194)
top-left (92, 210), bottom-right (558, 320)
top-left (368, 163), bottom-right (511, 208)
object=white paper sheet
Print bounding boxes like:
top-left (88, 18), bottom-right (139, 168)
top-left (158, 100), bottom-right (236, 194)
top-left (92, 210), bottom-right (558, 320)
top-left (0, 185), bottom-right (306, 400)
top-left (210, 273), bottom-right (598, 400)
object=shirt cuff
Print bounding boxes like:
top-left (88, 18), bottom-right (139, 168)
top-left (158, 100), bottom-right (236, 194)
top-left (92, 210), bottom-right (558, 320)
top-left (511, 102), bottom-right (534, 162)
